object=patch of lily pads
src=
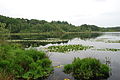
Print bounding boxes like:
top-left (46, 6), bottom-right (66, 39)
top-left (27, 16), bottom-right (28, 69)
top-left (107, 40), bottom-right (120, 43)
top-left (96, 48), bottom-right (120, 51)
top-left (95, 39), bottom-right (120, 43)
top-left (48, 44), bottom-right (93, 53)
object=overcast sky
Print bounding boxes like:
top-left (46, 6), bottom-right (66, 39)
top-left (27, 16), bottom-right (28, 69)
top-left (0, 0), bottom-right (119, 27)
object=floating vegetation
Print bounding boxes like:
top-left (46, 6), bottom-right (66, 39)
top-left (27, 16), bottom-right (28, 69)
top-left (54, 65), bottom-right (64, 68)
top-left (107, 40), bottom-right (120, 43)
top-left (64, 57), bottom-right (110, 80)
top-left (95, 38), bottom-right (107, 42)
top-left (48, 45), bottom-right (93, 53)
top-left (96, 48), bottom-right (120, 51)
top-left (95, 39), bottom-right (120, 43)
top-left (64, 78), bottom-right (70, 80)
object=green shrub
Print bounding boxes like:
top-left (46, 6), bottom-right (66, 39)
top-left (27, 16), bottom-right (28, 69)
top-left (64, 64), bottom-right (73, 74)
top-left (0, 72), bottom-right (13, 80)
top-left (64, 57), bottom-right (110, 80)
top-left (0, 43), bottom-right (53, 80)
top-left (25, 49), bottom-right (47, 61)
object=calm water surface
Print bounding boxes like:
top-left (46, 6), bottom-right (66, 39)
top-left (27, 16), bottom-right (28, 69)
top-left (40, 32), bottom-right (120, 80)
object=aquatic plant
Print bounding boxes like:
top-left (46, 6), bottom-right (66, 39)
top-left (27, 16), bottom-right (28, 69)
top-left (64, 57), bottom-right (110, 80)
top-left (0, 43), bottom-right (53, 80)
top-left (107, 40), bottom-right (120, 43)
top-left (106, 48), bottom-right (120, 51)
top-left (96, 48), bottom-right (120, 51)
top-left (48, 44), bottom-right (93, 53)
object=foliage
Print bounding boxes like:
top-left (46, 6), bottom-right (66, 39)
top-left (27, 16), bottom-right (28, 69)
top-left (48, 45), bottom-right (93, 53)
top-left (0, 22), bottom-right (9, 40)
top-left (0, 72), bottom-right (13, 80)
top-left (0, 22), bottom-right (9, 33)
top-left (0, 15), bottom-right (119, 33)
top-left (0, 43), bottom-right (53, 80)
top-left (64, 57), bottom-right (110, 80)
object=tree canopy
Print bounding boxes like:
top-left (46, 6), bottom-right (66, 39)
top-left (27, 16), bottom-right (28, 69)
top-left (0, 15), bottom-right (119, 33)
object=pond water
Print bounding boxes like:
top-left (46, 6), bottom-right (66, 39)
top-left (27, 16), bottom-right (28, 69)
top-left (41, 32), bottom-right (120, 80)
top-left (2, 32), bottom-right (120, 80)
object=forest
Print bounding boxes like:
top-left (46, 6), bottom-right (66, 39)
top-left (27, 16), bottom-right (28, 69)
top-left (0, 15), bottom-right (120, 33)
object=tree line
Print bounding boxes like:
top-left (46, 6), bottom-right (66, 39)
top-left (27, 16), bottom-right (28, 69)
top-left (0, 15), bottom-right (120, 33)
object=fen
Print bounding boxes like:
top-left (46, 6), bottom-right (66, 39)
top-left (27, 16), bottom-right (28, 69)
top-left (0, 32), bottom-right (120, 80)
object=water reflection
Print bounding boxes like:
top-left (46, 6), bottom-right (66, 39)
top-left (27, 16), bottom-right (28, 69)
top-left (0, 33), bottom-right (103, 47)
top-left (0, 32), bottom-right (120, 80)
top-left (1, 32), bottom-right (102, 40)
top-left (43, 32), bottom-right (120, 80)
top-left (61, 33), bottom-right (102, 40)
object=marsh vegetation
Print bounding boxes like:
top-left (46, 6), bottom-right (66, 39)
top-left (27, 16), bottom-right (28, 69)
top-left (0, 32), bottom-right (120, 80)
top-left (48, 45), bottom-right (93, 53)
top-left (64, 57), bottom-right (110, 80)
top-left (96, 48), bottom-right (120, 51)
top-left (0, 42), bottom-right (53, 80)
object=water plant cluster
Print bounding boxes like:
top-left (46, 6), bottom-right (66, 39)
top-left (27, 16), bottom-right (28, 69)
top-left (96, 39), bottom-right (120, 43)
top-left (96, 48), bottom-right (120, 51)
top-left (0, 43), bottom-right (53, 80)
top-left (64, 57), bottom-right (110, 80)
top-left (107, 40), bottom-right (120, 43)
top-left (48, 44), bottom-right (93, 52)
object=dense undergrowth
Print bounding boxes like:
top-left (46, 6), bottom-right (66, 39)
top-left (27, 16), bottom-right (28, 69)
top-left (0, 42), bottom-right (53, 80)
top-left (64, 57), bottom-right (110, 80)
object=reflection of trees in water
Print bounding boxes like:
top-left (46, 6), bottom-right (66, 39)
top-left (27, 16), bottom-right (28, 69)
top-left (5, 33), bottom-right (102, 40)
top-left (2, 33), bottom-right (102, 47)
top-left (61, 33), bottom-right (102, 40)
top-left (104, 32), bottom-right (120, 37)
top-left (9, 33), bottom-right (64, 40)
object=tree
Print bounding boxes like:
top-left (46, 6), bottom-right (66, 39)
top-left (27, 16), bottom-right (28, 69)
top-left (0, 22), bottom-right (8, 33)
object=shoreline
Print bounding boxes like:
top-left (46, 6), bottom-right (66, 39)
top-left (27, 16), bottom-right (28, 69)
top-left (0, 31), bottom-right (117, 35)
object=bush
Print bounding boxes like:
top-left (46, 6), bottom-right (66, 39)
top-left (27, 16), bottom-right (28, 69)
top-left (0, 43), bottom-right (53, 80)
top-left (64, 57), bottom-right (110, 80)
top-left (64, 64), bottom-right (73, 74)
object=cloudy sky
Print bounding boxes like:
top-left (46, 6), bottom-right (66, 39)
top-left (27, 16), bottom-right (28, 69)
top-left (0, 0), bottom-right (119, 27)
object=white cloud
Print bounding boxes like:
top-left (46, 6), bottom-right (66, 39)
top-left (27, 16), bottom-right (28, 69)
top-left (0, 0), bottom-right (119, 27)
